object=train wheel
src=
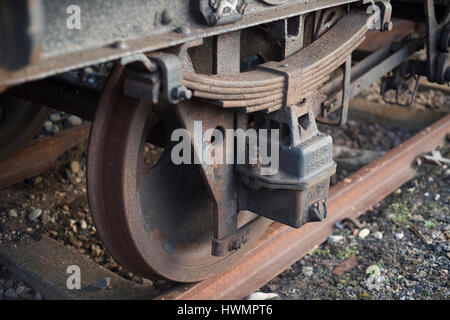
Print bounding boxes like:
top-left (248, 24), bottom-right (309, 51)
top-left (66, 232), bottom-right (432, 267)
top-left (0, 95), bottom-right (51, 162)
top-left (87, 65), bottom-right (269, 282)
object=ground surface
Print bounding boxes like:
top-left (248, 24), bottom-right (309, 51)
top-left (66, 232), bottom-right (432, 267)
top-left (262, 146), bottom-right (449, 300)
top-left (0, 79), bottom-right (448, 300)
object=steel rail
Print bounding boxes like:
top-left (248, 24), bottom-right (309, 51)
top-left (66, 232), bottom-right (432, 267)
top-left (157, 113), bottom-right (450, 300)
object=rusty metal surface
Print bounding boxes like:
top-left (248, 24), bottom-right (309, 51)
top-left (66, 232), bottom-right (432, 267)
top-left (0, 96), bottom-right (51, 162)
top-left (7, 78), bottom-right (100, 121)
top-left (158, 114), bottom-right (450, 300)
top-left (0, 124), bottom-right (90, 189)
top-left (0, 0), bottom-right (360, 88)
top-left (0, 0), bottom-right (43, 71)
top-left (185, 11), bottom-right (374, 113)
top-left (358, 19), bottom-right (416, 52)
top-left (319, 37), bottom-right (424, 117)
top-left (87, 65), bottom-right (270, 282)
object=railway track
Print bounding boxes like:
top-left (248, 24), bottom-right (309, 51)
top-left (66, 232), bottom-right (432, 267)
top-left (0, 113), bottom-right (448, 300)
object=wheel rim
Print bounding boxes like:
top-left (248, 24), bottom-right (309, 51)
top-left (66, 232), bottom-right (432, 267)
top-left (87, 65), bottom-right (269, 282)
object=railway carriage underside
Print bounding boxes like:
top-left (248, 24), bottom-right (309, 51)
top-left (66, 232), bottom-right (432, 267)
top-left (0, 0), bottom-right (448, 282)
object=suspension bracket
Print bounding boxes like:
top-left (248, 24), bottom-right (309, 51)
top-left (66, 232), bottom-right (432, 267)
top-left (238, 101), bottom-right (336, 228)
top-left (122, 53), bottom-right (192, 104)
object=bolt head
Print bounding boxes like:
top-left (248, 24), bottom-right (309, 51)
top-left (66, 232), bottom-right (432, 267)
top-left (172, 86), bottom-right (192, 101)
top-left (161, 9), bottom-right (173, 25)
top-left (112, 41), bottom-right (128, 50)
top-left (175, 27), bottom-right (190, 35)
top-left (383, 21), bottom-right (393, 32)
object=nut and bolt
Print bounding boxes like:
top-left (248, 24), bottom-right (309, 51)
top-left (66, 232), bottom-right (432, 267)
top-left (111, 41), bottom-right (128, 50)
top-left (175, 26), bottom-right (190, 35)
top-left (161, 9), bottom-right (173, 25)
top-left (383, 21), bottom-right (393, 32)
top-left (172, 86), bottom-right (193, 100)
top-left (229, 237), bottom-right (247, 251)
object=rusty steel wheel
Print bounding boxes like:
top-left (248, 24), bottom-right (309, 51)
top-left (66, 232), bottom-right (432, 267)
top-left (0, 95), bottom-right (51, 162)
top-left (87, 65), bottom-right (269, 282)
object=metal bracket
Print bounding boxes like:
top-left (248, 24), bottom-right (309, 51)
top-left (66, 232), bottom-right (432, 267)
top-left (367, 1), bottom-right (393, 32)
top-left (211, 222), bottom-right (251, 256)
top-left (121, 53), bottom-right (192, 104)
top-left (196, 0), bottom-right (248, 26)
top-left (381, 62), bottom-right (420, 107)
top-left (316, 55), bottom-right (352, 126)
top-left (424, 0), bottom-right (450, 83)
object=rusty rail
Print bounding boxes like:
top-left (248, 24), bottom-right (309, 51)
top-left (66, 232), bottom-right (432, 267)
top-left (0, 124), bottom-right (90, 189)
top-left (158, 114), bottom-right (450, 300)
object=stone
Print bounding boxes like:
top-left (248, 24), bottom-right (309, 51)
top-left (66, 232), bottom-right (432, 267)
top-left (90, 277), bottom-right (111, 290)
top-left (142, 278), bottom-right (153, 286)
top-left (28, 209), bottom-right (42, 221)
top-left (68, 115), bottom-right (82, 126)
top-left (79, 219), bottom-right (88, 230)
top-left (302, 266), bottom-right (314, 277)
top-left (8, 209), bottom-right (17, 218)
top-left (49, 113), bottom-right (61, 122)
top-left (15, 285), bottom-right (26, 295)
top-left (373, 231), bottom-right (383, 240)
top-left (44, 121), bottom-right (53, 132)
top-left (51, 125), bottom-right (60, 134)
top-left (70, 161), bottom-right (80, 174)
top-left (395, 232), bottom-right (405, 240)
top-left (41, 212), bottom-right (51, 224)
top-left (246, 292), bottom-right (279, 300)
top-left (358, 228), bottom-right (370, 239)
top-left (327, 235), bottom-right (344, 244)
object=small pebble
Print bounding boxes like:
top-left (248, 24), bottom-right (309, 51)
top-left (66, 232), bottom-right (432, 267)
top-left (28, 209), bottom-right (42, 221)
top-left (395, 232), bottom-right (404, 240)
top-left (49, 113), bottom-right (61, 122)
top-left (44, 121), bottom-right (53, 132)
top-left (51, 124), bottom-right (60, 134)
top-left (15, 285), bottom-right (26, 295)
top-left (434, 194), bottom-right (440, 201)
top-left (68, 115), bottom-right (82, 126)
top-left (246, 292), bottom-right (278, 300)
top-left (8, 209), bottom-right (18, 218)
top-left (142, 278), bottom-right (154, 286)
top-left (90, 277), bottom-right (111, 290)
top-left (327, 235), bottom-right (344, 244)
top-left (79, 219), bottom-right (88, 230)
top-left (70, 161), bottom-right (80, 174)
top-left (373, 231), bottom-right (383, 240)
top-left (358, 228), bottom-right (370, 239)
top-left (302, 266), bottom-right (314, 277)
